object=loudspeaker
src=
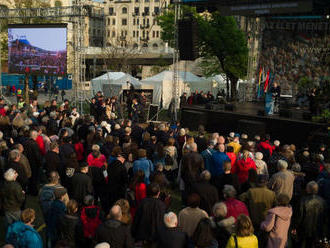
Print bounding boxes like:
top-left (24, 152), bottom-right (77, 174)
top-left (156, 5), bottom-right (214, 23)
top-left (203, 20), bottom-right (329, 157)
top-left (225, 104), bottom-right (235, 111)
top-left (178, 18), bottom-right (199, 60)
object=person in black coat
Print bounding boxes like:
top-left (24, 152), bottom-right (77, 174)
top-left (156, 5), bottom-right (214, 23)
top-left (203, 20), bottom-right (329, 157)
top-left (71, 163), bottom-right (93, 206)
top-left (45, 142), bottom-right (61, 175)
top-left (131, 183), bottom-right (167, 244)
top-left (59, 136), bottom-right (75, 166)
top-left (7, 149), bottom-right (28, 190)
top-left (213, 161), bottom-right (240, 198)
top-left (107, 148), bottom-right (129, 211)
top-left (95, 205), bottom-right (134, 248)
top-left (192, 170), bottom-right (219, 216)
top-left (157, 212), bottom-right (189, 248)
top-left (23, 130), bottom-right (42, 195)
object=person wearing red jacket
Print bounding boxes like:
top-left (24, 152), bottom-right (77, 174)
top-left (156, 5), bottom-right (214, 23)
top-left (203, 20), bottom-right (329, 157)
top-left (35, 126), bottom-right (46, 155)
top-left (226, 146), bottom-right (237, 173)
top-left (233, 150), bottom-right (257, 184)
top-left (257, 135), bottom-right (275, 161)
top-left (223, 184), bottom-right (249, 221)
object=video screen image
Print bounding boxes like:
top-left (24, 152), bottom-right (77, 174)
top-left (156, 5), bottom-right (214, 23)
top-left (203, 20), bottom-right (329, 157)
top-left (8, 25), bottom-right (67, 75)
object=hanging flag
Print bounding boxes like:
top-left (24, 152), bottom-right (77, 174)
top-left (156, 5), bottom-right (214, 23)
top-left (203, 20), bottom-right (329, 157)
top-left (257, 67), bottom-right (263, 98)
top-left (264, 70), bottom-right (270, 92)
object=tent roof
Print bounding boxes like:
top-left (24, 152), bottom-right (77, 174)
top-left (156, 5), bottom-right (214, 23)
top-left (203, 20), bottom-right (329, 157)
top-left (92, 72), bottom-right (141, 86)
top-left (141, 70), bottom-right (205, 83)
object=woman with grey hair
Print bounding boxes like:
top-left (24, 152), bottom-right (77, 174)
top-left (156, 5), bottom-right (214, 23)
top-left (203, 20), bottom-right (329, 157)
top-left (210, 202), bottom-right (235, 248)
top-left (0, 168), bottom-right (25, 229)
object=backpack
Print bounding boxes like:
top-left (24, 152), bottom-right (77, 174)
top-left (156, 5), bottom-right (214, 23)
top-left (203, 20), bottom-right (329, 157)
top-left (80, 206), bottom-right (102, 238)
top-left (39, 186), bottom-right (55, 215)
top-left (164, 154), bottom-right (174, 166)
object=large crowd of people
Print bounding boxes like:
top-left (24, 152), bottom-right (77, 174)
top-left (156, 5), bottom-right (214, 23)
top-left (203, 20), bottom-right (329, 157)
top-left (259, 30), bottom-right (330, 95)
top-left (0, 92), bottom-right (329, 248)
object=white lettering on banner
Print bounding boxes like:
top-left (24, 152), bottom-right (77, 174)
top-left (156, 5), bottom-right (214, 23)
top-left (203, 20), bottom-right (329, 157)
top-left (261, 22), bottom-right (330, 31)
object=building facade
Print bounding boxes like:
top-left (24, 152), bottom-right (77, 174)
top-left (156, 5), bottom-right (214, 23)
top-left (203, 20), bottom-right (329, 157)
top-left (104, 0), bottom-right (170, 51)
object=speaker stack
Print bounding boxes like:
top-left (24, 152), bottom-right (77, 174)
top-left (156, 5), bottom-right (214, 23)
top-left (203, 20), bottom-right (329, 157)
top-left (178, 18), bottom-right (199, 60)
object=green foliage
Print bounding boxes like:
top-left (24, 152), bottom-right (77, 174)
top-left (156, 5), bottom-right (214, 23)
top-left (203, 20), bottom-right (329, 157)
top-left (312, 109), bottom-right (330, 123)
top-left (157, 7), bottom-right (248, 100)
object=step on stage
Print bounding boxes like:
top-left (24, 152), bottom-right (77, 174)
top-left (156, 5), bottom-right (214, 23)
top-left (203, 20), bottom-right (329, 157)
top-left (180, 102), bottom-right (328, 146)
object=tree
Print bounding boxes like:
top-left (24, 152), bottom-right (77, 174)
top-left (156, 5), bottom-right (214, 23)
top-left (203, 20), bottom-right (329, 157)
top-left (157, 7), bottom-right (248, 101)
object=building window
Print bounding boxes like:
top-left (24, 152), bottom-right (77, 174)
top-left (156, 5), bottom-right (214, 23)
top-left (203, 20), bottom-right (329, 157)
top-left (109, 7), bottom-right (114, 15)
top-left (122, 7), bottom-right (127, 14)
top-left (112, 31), bottom-right (116, 37)
top-left (145, 0), bottom-right (149, 2)
top-left (112, 19), bottom-right (116, 25)
top-left (156, 31), bottom-right (159, 37)
top-left (93, 29), bottom-right (96, 35)
top-left (153, 43), bottom-right (158, 49)
top-left (155, 0), bottom-right (159, 2)
top-left (55, 1), bottom-right (62, 7)
top-left (143, 43), bottom-right (148, 47)
top-left (142, 30), bottom-right (145, 38)
top-left (133, 31), bottom-right (135, 37)
top-left (133, 43), bottom-right (138, 49)
top-left (137, 18), bottom-right (139, 25)
top-left (122, 18), bottom-right (127, 25)
top-left (107, 30), bottom-right (110, 37)
top-left (135, 0), bottom-right (139, 2)
top-left (143, 18), bottom-right (145, 25)
top-left (134, 7), bottom-right (139, 15)
top-left (133, 18), bottom-right (135, 25)
top-left (152, 31), bottom-right (155, 38)
top-left (125, 30), bottom-right (128, 36)
top-left (107, 18), bottom-right (110, 25)
top-left (147, 18), bottom-right (149, 25)
top-left (154, 7), bottom-right (159, 14)
top-left (137, 31), bottom-right (139, 37)
top-left (144, 7), bottom-right (149, 15)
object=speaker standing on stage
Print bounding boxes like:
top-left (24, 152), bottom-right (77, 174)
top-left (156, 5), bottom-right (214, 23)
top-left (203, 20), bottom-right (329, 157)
top-left (132, 98), bottom-right (142, 123)
top-left (270, 82), bottom-right (281, 115)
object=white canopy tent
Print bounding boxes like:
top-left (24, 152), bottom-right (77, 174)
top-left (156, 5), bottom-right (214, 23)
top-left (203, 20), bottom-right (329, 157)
top-left (91, 72), bottom-right (149, 98)
top-left (141, 70), bottom-right (208, 108)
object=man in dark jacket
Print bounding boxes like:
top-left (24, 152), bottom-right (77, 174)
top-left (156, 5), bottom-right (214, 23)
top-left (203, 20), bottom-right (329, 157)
top-left (192, 170), bottom-right (219, 215)
top-left (157, 212), bottom-right (188, 248)
top-left (59, 136), bottom-right (75, 166)
top-left (23, 130), bottom-right (42, 195)
top-left (95, 205), bottom-right (134, 248)
top-left (45, 142), bottom-right (61, 175)
top-left (0, 168), bottom-right (25, 229)
top-left (132, 183), bottom-right (166, 244)
top-left (107, 151), bottom-right (129, 211)
top-left (71, 163), bottom-right (93, 206)
top-left (7, 149), bottom-right (28, 189)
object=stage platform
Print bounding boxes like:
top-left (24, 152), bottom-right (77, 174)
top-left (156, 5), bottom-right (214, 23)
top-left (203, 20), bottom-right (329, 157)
top-left (180, 102), bottom-right (329, 146)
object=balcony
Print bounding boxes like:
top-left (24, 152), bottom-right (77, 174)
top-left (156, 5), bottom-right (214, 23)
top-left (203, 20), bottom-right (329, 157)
top-left (152, 12), bottom-right (159, 16)
top-left (132, 12), bottom-right (140, 16)
top-left (140, 24), bottom-right (150, 29)
top-left (142, 12), bottom-right (150, 16)
top-left (109, 12), bottom-right (116, 16)
top-left (120, 36), bottom-right (126, 41)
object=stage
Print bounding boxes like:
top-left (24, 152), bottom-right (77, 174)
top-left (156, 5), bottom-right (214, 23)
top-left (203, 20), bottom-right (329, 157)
top-left (180, 102), bottom-right (329, 146)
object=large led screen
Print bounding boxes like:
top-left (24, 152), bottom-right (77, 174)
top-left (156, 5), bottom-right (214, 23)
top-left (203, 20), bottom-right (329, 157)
top-left (8, 24), bottom-right (67, 75)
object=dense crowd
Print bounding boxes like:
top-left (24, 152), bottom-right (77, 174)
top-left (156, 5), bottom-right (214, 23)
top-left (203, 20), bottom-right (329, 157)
top-left (260, 30), bottom-right (330, 94)
top-left (0, 93), bottom-right (329, 248)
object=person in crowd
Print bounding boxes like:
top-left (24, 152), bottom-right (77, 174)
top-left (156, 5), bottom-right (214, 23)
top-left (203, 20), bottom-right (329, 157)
top-left (114, 199), bottom-right (132, 225)
top-left (225, 214), bottom-right (258, 248)
top-left (71, 162), bottom-right (93, 206)
top-left (223, 185), bottom-right (249, 221)
top-left (5, 209), bottom-right (43, 248)
top-left (163, 137), bottom-right (178, 181)
top-left (201, 140), bottom-right (216, 172)
top-left (95, 205), bottom-right (134, 248)
top-left (0, 168), bottom-right (25, 229)
top-left (132, 183), bottom-right (166, 246)
top-left (192, 170), bottom-right (219, 215)
top-left (240, 169), bottom-right (258, 193)
top-left (195, 125), bottom-right (208, 153)
top-left (191, 218), bottom-right (219, 248)
top-left (293, 181), bottom-right (327, 248)
top-left (107, 147), bottom-right (129, 210)
top-left (260, 194), bottom-right (292, 248)
top-left (44, 142), bottom-right (61, 175)
top-left (239, 175), bottom-right (276, 231)
top-left (254, 152), bottom-right (268, 175)
top-left (133, 148), bottom-right (154, 185)
top-left (39, 171), bottom-right (69, 218)
top-left (225, 146), bottom-right (236, 170)
top-left (57, 199), bottom-right (83, 248)
top-left (178, 193), bottom-right (209, 237)
top-left (158, 212), bottom-right (189, 248)
top-left (23, 130), bottom-right (42, 195)
top-left (233, 150), bottom-right (257, 184)
top-left (227, 136), bottom-right (241, 155)
top-left (317, 163), bottom-right (330, 209)
top-left (12, 143), bottom-right (31, 182)
top-left (46, 188), bottom-right (67, 247)
top-left (214, 161), bottom-right (240, 199)
top-left (211, 144), bottom-right (230, 178)
top-left (268, 160), bottom-right (295, 200)
top-left (7, 149), bottom-right (28, 189)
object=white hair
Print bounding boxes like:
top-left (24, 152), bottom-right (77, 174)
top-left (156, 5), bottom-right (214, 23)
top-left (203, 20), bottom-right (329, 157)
top-left (223, 184), bottom-right (237, 198)
top-left (4, 168), bottom-right (17, 181)
top-left (213, 202), bottom-right (227, 218)
top-left (255, 152), bottom-right (263, 160)
top-left (201, 170), bottom-right (211, 181)
top-left (188, 143), bottom-right (197, 152)
top-left (30, 130), bottom-right (38, 140)
top-left (94, 242), bottom-right (110, 248)
top-left (274, 140), bottom-right (280, 147)
top-left (9, 149), bottom-right (21, 162)
top-left (277, 160), bottom-right (288, 170)
top-left (164, 212), bottom-right (178, 228)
